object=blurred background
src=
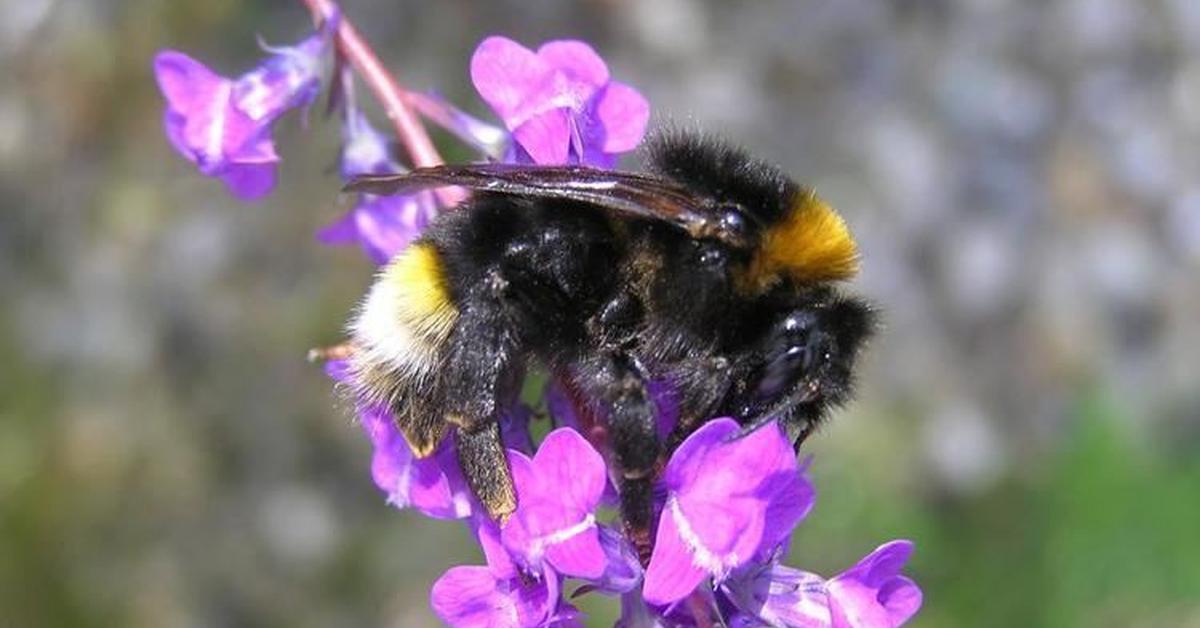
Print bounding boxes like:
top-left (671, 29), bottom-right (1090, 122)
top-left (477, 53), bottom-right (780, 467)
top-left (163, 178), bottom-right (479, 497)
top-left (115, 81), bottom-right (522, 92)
top-left (2, 0), bottom-right (1199, 626)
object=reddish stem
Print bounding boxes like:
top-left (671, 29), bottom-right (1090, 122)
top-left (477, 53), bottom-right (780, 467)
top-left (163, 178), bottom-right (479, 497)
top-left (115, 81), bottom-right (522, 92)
top-left (300, 0), bottom-right (465, 207)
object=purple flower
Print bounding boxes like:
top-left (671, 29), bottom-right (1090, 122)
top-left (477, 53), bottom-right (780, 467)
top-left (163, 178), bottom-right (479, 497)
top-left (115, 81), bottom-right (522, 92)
top-left (470, 36), bottom-right (649, 166)
top-left (324, 360), bottom-right (472, 519)
top-left (358, 402), bottom-right (474, 519)
top-left (153, 20), bottom-right (332, 200)
top-left (317, 107), bottom-right (437, 264)
top-left (719, 541), bottom-right (922, 628)
top-left (502, 428), bottom-right (607, 579)
top-left (432, 516), bottom-right (581, 627)
top-left (579, 525), bottom-right (643, 595)
top-left (826, 541), bottom-right (922, 628)
top-left (642, 418), bottom-right (814, 606)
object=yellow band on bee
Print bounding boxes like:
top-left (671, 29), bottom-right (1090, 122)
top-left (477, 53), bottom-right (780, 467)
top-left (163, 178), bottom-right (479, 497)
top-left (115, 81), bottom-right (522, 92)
top-left (383, 243), bottom-right (458, 340)
top-left (350, 242), bottom-right (459, 395)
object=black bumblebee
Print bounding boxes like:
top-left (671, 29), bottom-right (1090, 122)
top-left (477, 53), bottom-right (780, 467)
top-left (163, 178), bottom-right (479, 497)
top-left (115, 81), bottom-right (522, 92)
top-left (344, 132), bottom-right (874, 554)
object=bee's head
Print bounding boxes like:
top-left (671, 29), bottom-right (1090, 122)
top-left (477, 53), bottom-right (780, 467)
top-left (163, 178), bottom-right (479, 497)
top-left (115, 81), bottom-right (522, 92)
top-left (733, 288), bottom-right (876, 440)
top-left (648, 132), bottom-right (859, 294)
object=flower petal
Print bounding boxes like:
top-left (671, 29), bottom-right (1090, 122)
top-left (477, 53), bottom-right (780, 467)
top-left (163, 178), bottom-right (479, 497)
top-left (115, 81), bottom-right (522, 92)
top-left (879, 576), bottom-right (922, 626)
top-left (349, 396), bottom-right (470, 519)
top-left (409, 439), bottom-right (473, 519)
top-left (642, 501), bottom-right (710, 605)
top-left (536, 40), bottom-right (609, 88)
top-left (721, 559), bottom-right (833, 628)
top-left (430, 565), bottom-right (502, 627)
top-left (154, 51), bottom-right (225, 115)
top-left (534, 428), bottom-right (606, 513)
top-left (757, 469), bottom-right (815, 556)
top-left (590, 81), bottom-right (649, 153)
top-left (513, 108), bottom-right (572, 164)
top-left (472, 515), bottom-right (516, 579)
top-left (544, 525), bottom-right (605, 579)
top-left (357, 403), bottom-right (413, 497)
top-left (827, 541), bottom-right (921, 628)
top-left (663, 418), bottom-right (741, 492)
top-left (502, 429), bottom-right (607, 577)
top-left (218, 160), bottom-right (276, 200)
top-left (471, 36), bottom-right (550, 126)
top-left (578, 525), bottom-right (642, 594)
top-left (350, 195), bottom-right (427, 263)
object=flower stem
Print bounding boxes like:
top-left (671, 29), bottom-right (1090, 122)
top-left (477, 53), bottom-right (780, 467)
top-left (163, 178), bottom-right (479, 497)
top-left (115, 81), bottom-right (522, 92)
top-left (299, 0), bottom-right (465, 206)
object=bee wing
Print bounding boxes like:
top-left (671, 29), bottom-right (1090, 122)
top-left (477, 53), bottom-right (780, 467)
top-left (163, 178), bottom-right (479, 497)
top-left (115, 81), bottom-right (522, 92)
top-left (346, 164), bottom-right (742, 245)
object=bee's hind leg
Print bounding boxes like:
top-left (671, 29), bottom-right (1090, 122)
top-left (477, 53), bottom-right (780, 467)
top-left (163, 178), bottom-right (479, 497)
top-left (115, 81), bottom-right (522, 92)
top-left (574, 351), bottom-right (661, 564)
top-left (440, 279), bottom-right (526, 523)
top-left (453, 417), bottom-right (517, 522)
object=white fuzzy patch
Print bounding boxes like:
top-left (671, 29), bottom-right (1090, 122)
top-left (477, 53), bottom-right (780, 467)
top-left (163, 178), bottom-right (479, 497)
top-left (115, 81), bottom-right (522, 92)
top-left (350, 275), bottom-right (439, 379)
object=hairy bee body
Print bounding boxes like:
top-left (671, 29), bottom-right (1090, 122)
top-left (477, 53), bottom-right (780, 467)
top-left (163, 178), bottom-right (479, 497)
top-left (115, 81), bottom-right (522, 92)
top-left (347, 133), bottom-right (874, 538)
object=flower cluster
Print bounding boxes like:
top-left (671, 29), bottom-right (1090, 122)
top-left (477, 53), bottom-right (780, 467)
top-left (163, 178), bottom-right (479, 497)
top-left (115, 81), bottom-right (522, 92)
top-left (155, 9), bottom-right (920, 626)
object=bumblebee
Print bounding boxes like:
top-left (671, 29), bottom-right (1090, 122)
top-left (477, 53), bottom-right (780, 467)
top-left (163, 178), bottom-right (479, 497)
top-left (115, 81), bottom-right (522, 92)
top-left (344, 132), bottom-right (874, 552)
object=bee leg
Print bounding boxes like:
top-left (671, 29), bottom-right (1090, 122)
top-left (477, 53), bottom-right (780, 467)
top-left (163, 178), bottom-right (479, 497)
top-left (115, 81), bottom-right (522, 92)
top-left (453, 416), bottom-right (517, 523)
top-left (441, 274), bottom-right (525, 523)
top-left (575, 352), bottom-right (660, 564)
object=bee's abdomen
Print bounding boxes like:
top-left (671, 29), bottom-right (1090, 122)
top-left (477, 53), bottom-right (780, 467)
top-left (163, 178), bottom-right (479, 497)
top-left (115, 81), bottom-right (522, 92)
top-left (348, 243), bottom-right (460, 456)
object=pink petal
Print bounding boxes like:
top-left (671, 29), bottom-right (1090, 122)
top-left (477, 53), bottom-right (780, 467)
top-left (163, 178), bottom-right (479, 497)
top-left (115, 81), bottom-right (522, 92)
top-left (429, 564), bottom-right (558, 628)
top-left (664, 418), bottom-right (740, 489)
top-left (357, 404), bottom-right (425, 510)
top-left (829, 578), bottom-right (894, 628)
top-left (536, 40), bottom-right (609, 87)
top-left (674, 495), bottom-right (762, 560)
top-left (322, 359), bottom-right (351, 383)
top-left (472, 516), bottom-right (517, 579)
top-left (544, 525), bottom-right (605, 579)
top-left (592, 81), bottom-right (649, 153)
top-left (218, 161), bottom-right (276, 200)
top-left (470, 36), bottom-right (550, 125)
top-left (828, 541), bottom-right (921, 628)
top-left (759, 465), bottom-right (815, 554)
top-left (880, 576), bottom-right (923, 625)
top-left (513, 109), bottom-right (572, 164)
top-left (642, 502), bottom-right (710, 605)
top-left (154, 50), bottom-right (227, 113)
top-left (352, 197), bottom-right (422, 263)
top-left (535, 428), bottom-right (606, 513)
top-left (413, 443), bottom-right (473, 519)
top-left (430, 566), bottom-right (501, 628)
